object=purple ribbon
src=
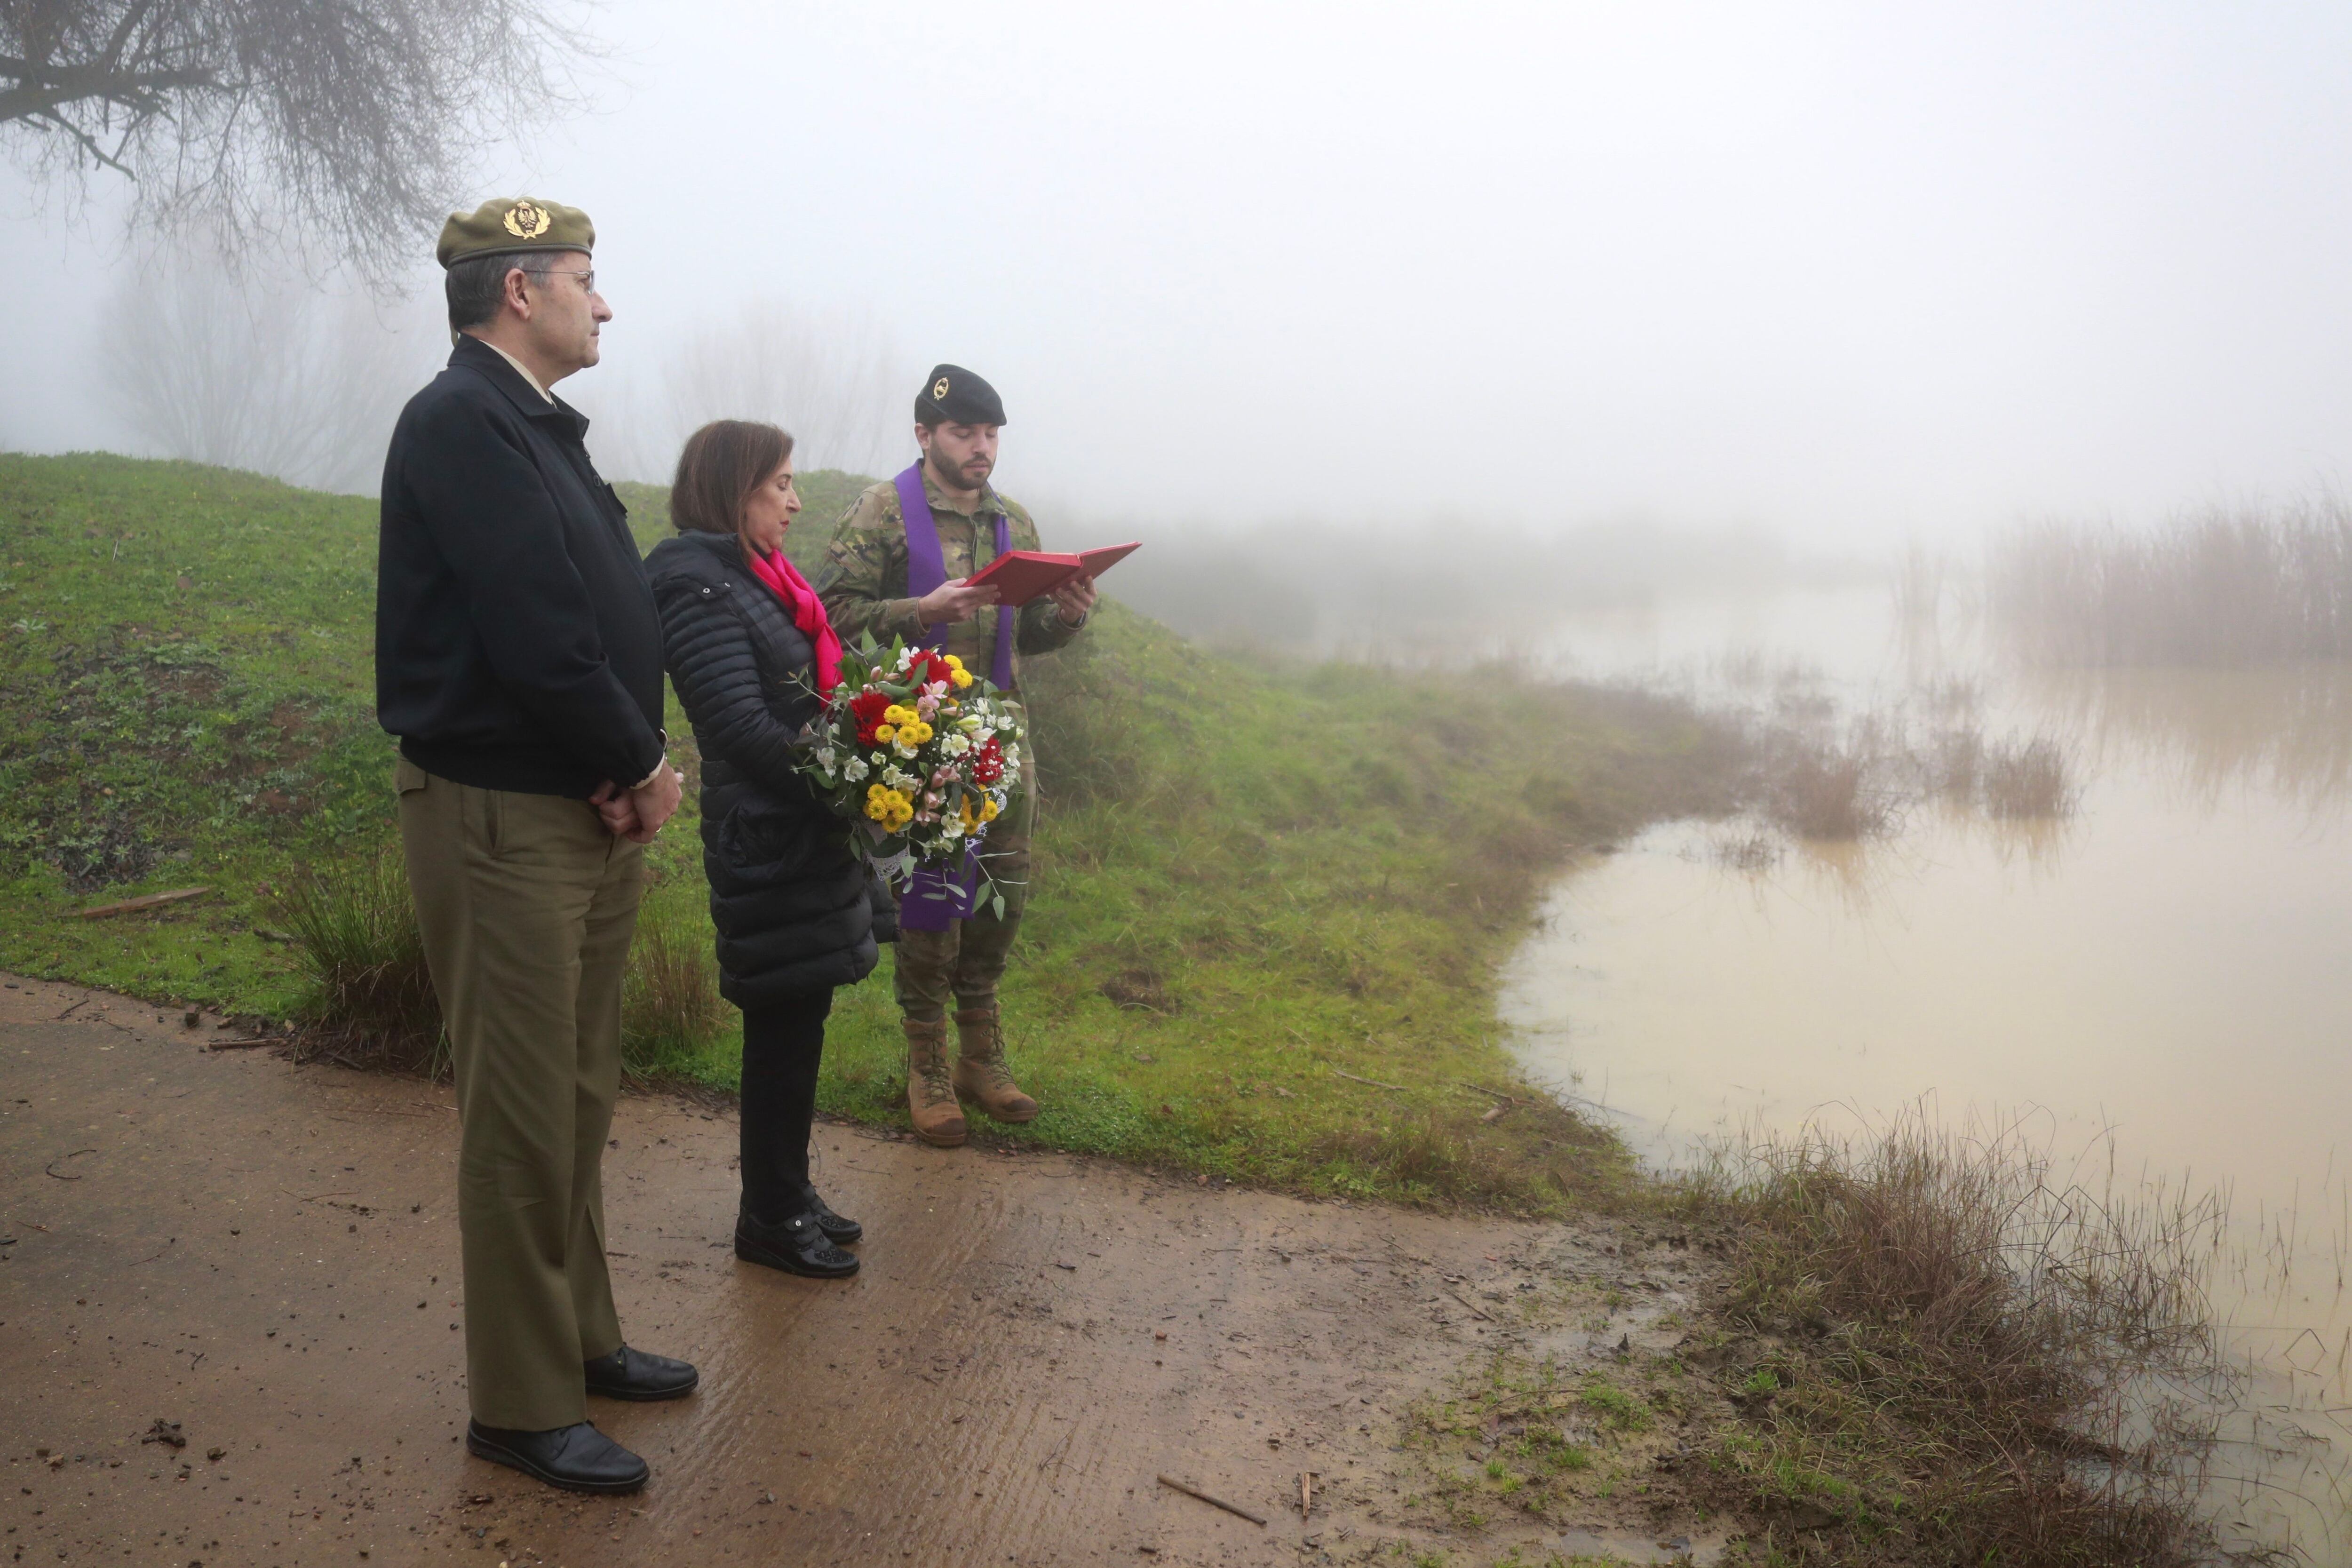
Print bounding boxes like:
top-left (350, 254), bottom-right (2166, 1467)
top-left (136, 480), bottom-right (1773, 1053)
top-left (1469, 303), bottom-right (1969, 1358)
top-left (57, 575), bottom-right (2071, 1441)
top-left (893, 462), bottom-right (1014, 928)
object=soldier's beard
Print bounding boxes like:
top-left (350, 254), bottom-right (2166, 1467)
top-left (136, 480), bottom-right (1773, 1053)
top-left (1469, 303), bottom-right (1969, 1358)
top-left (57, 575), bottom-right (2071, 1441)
top-left (930, 450), bottom-right (992, 491)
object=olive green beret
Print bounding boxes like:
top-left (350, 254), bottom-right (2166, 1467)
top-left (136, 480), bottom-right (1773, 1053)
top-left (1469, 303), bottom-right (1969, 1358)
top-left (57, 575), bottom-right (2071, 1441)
top-left (435, 197), bottom-right (594, 269)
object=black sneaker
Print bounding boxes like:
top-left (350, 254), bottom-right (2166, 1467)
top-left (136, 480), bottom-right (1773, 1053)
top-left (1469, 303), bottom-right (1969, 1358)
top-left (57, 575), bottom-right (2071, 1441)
top-left (466, 1420), bottom-right (648, 1494)
top-left (735, 1207), bottom-right (859, 1278)
top-left (794, 1182), bottom-right (863, 1246)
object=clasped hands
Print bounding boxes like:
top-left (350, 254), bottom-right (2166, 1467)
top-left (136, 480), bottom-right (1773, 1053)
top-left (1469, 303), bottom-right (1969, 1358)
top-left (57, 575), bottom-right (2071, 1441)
top-left (912, 573), bottom-right (1096, 628)
top-left (590, 765), bottom-right (683, 843)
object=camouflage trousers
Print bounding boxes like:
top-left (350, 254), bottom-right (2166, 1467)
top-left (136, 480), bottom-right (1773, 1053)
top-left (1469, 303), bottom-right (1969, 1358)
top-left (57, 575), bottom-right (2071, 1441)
top-left (893, 781), bottom-right (1033, 1023)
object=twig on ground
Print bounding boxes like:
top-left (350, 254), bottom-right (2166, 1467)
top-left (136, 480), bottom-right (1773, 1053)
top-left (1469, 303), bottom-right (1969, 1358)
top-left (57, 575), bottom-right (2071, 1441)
top-left (207, 1038), bottom-right (272, 1051)
top-left (45, 1148), bottom-right (97, 1180)
top-left (73, 887), bottom-right (211, 919)
top-left (1156, 1474), bottom-right (1267, 1526)
top-left (1443, 1286), bottom-right (1493, 1321)
top-left (1331, 1069), bottom-right (1405, 1092)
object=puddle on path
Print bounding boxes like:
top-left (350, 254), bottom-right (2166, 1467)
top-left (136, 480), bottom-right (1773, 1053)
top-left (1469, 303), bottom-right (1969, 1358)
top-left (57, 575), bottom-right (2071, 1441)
top-left (1499, 583), bottom-right (2352, 1560)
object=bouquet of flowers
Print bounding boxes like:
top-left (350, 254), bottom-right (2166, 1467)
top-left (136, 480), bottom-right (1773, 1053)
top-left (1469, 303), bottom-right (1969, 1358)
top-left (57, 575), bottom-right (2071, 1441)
top-left (798, 638), bottom-right (1025, 911)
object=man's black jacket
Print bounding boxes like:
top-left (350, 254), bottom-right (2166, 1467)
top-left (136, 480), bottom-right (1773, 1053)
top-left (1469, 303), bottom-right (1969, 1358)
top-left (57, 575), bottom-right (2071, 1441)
top-left (375, 337), bottom-right (664, 798)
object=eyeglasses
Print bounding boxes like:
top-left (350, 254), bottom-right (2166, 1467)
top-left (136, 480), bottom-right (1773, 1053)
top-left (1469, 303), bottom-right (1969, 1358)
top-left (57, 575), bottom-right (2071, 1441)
top-left (529, 267), bottom-right (597, 294)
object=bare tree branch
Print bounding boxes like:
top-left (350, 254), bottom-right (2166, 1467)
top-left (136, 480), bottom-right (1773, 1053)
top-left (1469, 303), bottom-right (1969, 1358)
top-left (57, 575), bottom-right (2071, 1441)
top-left (1, 0), bottom-right (596, 285)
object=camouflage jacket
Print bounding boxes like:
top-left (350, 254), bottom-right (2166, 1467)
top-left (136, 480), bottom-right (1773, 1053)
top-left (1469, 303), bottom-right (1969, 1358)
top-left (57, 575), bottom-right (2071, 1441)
top-left (815, 470), bottom-right (1083, 688)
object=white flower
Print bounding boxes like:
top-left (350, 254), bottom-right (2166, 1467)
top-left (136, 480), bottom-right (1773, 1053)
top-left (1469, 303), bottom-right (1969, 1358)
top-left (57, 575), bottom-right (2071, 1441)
top-left (940, 819), bottom-right (966, 841)
top-left (993, 714), bottom-right (1016, 731)
top-left (882, 765), bottom-right (919, 791)
top-left (843, 756), bottom-right (869, 782)
top-left (893, 737), bottom-right (921, 759)
top-left (941, 732), bottom-right (971, 757)
top-left (814, 746), bottom-right (837, 770)
top-left (957, 716), bottom-right (984, 733)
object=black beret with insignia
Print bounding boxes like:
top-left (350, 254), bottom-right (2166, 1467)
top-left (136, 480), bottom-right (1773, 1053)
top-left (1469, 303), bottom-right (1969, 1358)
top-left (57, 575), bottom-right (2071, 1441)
top-left (437, 197), bottom-right (594, 269)
top-left (914, 364), bottom-right (1007, 427)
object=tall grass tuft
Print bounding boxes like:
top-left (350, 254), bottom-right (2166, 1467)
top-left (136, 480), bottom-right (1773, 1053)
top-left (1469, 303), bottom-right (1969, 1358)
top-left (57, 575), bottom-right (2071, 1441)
top-left (1695, 1111), bottom-right (2230, 1564)
top-left (620, 899), bottom-right (728, 1077)
top-left (281, 847), bottom-right (728, 1079)
top-left (278, 845), bottom-right (443, 1073)
top-left (1991, 500), bottom-right (2352, 667)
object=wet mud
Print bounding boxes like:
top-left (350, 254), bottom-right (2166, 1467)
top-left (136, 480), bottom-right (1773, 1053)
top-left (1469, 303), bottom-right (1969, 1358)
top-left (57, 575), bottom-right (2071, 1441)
top-left (0, 978), bottom-right (1728, 1567)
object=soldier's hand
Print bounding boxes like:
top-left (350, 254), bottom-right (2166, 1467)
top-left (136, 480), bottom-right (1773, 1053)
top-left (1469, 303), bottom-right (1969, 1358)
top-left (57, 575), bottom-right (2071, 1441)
top-left (1049, 573), bottom-right (1097, 626)
top-left (914, 577), bottom-right (999, 625)
top-left (624, 767), bottom-right (684, 844)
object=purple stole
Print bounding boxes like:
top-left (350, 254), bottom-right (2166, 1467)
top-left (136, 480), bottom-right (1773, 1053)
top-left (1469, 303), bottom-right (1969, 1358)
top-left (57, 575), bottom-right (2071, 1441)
top-left (895, 463), bottom-right (1016, 689)
top-left (893, 462), bottom-right (1014, 928)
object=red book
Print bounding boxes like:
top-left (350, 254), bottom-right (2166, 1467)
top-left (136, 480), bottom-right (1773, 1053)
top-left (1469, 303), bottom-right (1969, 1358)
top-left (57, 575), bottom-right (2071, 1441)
top-left (964, 541), bottom-right (1140, 606)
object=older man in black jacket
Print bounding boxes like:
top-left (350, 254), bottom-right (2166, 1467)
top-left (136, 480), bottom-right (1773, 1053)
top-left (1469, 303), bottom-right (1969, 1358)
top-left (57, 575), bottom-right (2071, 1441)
top-left (377, 197), bottom-right (691, 1496)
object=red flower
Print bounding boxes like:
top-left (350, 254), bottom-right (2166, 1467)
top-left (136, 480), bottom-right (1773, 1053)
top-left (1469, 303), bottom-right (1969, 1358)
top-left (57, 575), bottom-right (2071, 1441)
top-left (972, 736), bottom-right (1005, 785)
top-left (849, 689), bottom-right (890, 745)
top-left (917, 653), bottom-right (956, 689)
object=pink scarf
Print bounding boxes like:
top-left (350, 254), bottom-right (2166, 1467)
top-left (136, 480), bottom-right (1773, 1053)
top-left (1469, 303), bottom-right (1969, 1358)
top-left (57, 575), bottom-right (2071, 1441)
top-left (745, 546), bottom-right (844, 696)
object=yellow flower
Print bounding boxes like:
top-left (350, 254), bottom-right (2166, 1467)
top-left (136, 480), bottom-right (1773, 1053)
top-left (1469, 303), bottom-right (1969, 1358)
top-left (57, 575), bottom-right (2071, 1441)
top-left (950, 669), bottom-right (973, 689)
top-left (903, 720), bottom-right (934, 745)
top-left (980, 797), bottom-right (1000, 822)
top-left (883, 704), bottom-right (919, 726)
top-left (942, 655), bottom-right (964, 672)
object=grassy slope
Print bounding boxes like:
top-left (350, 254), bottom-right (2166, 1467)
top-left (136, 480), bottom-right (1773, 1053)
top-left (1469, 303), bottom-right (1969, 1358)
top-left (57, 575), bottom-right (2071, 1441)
top-left (0, 454), bottom-right (1735, 1210)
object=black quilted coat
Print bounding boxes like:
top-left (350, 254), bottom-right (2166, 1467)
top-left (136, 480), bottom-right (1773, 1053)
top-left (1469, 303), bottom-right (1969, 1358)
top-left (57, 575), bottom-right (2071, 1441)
top-left (645, 530), bottom-right (882, 1006)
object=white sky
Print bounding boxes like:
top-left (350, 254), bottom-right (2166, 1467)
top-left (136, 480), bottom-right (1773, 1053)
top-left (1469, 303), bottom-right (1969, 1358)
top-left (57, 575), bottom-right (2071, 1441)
top-left (6, 1), bottom-right (2352, 547)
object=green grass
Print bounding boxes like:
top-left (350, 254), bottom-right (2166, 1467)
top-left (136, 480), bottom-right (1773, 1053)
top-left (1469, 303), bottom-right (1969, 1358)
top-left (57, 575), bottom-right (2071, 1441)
top-left (0, 452), bottom-right (1737, 1210)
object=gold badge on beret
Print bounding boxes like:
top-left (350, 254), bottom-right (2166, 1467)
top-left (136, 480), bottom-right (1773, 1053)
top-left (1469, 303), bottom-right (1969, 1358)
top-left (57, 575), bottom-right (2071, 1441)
top-left (503, 200), bottom-right (553, 240)
top-left (933, 376), bottom-right (951, 400)
top-left (437, 196), bottom-right (594, 269)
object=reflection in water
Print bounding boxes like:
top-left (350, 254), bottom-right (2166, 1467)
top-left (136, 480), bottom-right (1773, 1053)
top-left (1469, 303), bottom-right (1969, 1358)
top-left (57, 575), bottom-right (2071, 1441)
top-left (1501, 583), bottom-right (2352, 1559)
top-left (2027, 661), bottom-right (2352, 814)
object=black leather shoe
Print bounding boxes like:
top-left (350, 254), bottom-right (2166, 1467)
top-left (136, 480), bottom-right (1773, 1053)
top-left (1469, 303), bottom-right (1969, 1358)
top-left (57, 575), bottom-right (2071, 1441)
top-left (736, 1208), bottom-right (859, 1278)
top-left (583, 1344), bottom-right (699, 1402)
top-left (466, 1420), bottom-right (647, 1494)
top-left (795, 1182), bottom-right (863, 1246)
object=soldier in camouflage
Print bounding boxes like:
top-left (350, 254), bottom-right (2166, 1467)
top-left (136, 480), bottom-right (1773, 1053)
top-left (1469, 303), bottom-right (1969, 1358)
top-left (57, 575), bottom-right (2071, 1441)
top-left (816, 366), bottom-right (1094, 1147)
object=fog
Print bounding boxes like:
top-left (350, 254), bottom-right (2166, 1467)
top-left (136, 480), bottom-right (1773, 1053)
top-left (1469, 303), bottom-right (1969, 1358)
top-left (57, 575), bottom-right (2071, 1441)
top-left (8, 1), bottom-right (2352, 551)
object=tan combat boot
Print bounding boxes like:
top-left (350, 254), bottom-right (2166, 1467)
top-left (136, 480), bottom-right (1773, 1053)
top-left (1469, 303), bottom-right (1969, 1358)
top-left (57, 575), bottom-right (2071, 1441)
top-left (953, 1004), bottom-right (1040, 1123)
top-left (904, 1018), bottom-right (968, 1147)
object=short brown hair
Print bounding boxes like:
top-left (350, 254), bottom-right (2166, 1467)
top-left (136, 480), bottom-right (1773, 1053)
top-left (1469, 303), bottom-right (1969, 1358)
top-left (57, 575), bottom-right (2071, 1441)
top-left (671, 420), bottom-right (795, 540)
top-left (445, 248), bottom-right (574, 332)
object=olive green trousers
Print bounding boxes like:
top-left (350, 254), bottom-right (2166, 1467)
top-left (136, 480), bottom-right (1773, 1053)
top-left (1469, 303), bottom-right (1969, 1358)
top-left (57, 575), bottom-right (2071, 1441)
top-left (894, 781), bottom-right (1033, 1022)
top-left (396, 758), bottom-right (642, 1431)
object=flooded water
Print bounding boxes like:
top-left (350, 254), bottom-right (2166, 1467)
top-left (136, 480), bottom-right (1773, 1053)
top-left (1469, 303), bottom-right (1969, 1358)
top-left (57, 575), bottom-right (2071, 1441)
top-left (1493, 585), bottom-right (2352, 1557)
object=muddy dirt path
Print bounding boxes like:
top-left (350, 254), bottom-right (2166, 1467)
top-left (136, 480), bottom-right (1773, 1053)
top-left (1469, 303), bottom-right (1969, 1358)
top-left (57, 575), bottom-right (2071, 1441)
top-left (0, 977), bottom-right (1728, 1568)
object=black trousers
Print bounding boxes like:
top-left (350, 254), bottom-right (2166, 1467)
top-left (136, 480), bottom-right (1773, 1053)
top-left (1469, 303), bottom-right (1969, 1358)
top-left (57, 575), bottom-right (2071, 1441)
top-left (738, 987), bottom-right (836, 1225)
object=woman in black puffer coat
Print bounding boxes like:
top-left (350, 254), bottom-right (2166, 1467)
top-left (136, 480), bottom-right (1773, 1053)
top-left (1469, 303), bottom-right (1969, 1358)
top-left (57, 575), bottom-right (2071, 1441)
top-left (646, 420), bottom-right (885, 1281)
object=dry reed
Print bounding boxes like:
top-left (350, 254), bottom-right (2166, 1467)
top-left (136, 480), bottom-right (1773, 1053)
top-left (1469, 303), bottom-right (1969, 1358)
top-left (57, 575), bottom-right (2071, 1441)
top-left (1692, 1109), bottom-right (2233, 1564)
top-left (1981, 733), bottom-right (2078, 819)
top-left (1991, 501), bottom-right (2352, 668)
top-left (1762, 732), bottom-right (1900, 840)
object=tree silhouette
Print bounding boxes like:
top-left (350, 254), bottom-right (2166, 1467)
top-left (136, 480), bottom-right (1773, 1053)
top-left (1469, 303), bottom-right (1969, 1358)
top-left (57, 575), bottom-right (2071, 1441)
top-left (1, 0), bottom-right (589, 282)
